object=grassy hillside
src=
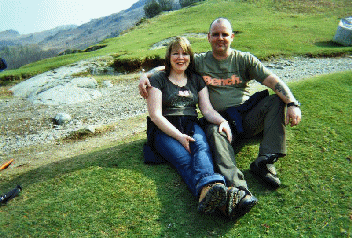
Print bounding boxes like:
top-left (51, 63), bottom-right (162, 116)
top-left (0, 71), bottom-right (351, 237)
top-left (1, 0), bottom-right (351, 83)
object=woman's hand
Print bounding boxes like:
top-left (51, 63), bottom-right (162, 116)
top-left (177, 134), bottom-right (196, 153)
top-left (219, 121), bottom-right (232, 143)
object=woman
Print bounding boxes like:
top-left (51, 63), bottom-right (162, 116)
top-left (145, 36), bottom-right (233, 214)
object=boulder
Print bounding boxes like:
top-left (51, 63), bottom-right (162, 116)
top-left (30, 83), bottom-right (102, 105)
top-left (102, 81), bottom-right (113, 88)
top-left (333, 17), bottom-right (352, 46)
top-left (9, 57), bottom-right (117, 105)
top-left (10, 68), bottom-right (102, 105)
top-left (54, 113), bottom-right (72, 125)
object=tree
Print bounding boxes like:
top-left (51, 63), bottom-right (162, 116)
top-left (180, 0), bottom-right (205, 8)
top-left (159, 0), bottom-right (173, 11)
top-left (144, 0), bottom-right (162, 18)
top-left (0, 45), bottom-right (58, 70)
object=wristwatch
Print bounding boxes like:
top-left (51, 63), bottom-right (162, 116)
top-left (287, 101), bottom-right (301, 108)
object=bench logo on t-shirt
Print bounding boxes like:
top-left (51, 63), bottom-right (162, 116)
top-left (203, 74), bottom-right (243, 86)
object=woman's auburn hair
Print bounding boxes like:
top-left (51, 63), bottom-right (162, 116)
top-left (164, 36), bottom-right (196, 78)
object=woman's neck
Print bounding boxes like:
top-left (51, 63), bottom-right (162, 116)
top-left (169, 70), bottom-right (187, 87)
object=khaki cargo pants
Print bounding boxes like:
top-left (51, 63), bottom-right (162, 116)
top-left (205, 95), bottom-right (286, 188)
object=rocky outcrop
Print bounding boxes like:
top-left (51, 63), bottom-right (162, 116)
top-left (9, 57), bottom-right (114, 105)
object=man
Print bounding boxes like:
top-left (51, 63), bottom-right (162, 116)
top-left (139, 18), bottom-right (301, 217)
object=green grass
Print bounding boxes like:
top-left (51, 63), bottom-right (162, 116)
top-left (0, 0), bottom-right (351, 236)
top-left (0, 71), bottom-right (351, 237)
top-left (1, 0), bottom-right (352, 83)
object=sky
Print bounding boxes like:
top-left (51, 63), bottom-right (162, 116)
top-left (0, 0), bottom-right (140, 35)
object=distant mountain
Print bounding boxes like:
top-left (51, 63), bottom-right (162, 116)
top-left (0, 25), bottom-right (78, 47)
top-left (0, 0), bottom-right (185, 52)
top-left (0, 0), bottom-right (152, 51)
top-left (39, 0), bottom-right (152, 50)
top-left (0, 30), bottom-right (21, 39)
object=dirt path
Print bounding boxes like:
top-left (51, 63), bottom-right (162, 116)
top-left (1, 115), bottom-right (147, 176)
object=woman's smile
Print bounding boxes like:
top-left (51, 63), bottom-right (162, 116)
top-left (170, 48), bottom-right (190, 72)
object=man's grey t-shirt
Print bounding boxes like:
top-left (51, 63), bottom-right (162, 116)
top-left (194, 49), bottom-right (272, 111)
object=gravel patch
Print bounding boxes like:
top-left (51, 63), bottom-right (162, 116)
top-left (0, 79), bottom-right (146, 155)
top-left (0, 55), bottom-right (351, 161)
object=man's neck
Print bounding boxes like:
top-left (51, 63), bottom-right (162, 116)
top-left (212, 49), bottom-right (232, 60)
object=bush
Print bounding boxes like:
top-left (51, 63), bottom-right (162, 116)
top-left (112, 54), bottom-right (164, 72)
top-left (180, 0), bottom-right (205, 8)
top-left (144, 0), bottom-right (163, 18)
top-left (159, 0), bottom-right (173, 11)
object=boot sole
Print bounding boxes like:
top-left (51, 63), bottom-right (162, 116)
top-left (198, 184), bottom-right (227, 214)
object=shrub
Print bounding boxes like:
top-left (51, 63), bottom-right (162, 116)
top-left (179, 0), bottom-right (205, 8)
top-left (159, 0), bottom-right (173, 11)
top-left (112, 54), bottom-right (164, 72)
top-left (144, 0), bottom-right (163, 18)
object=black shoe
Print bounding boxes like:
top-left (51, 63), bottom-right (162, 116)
top-left (250, 154), bottom-right (281, 188)
top-left (226, 187), bottom-right (258, 220)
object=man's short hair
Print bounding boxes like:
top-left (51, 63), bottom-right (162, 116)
top-left (209, 17), bottom-right (233, 33)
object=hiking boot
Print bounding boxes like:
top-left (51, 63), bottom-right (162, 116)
top-left (250, 154), bottom-right (281, 188)
top-left (198, 183), bottom-right (227, 214)
top-left (225, 186), bottom-right (258, 220)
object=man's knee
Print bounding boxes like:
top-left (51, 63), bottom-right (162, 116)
top-left (205, 124), bottom-right (228, 141)
top-left (270, 95), bottom-right (286, 110)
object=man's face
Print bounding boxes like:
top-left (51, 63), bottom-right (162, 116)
top-left (208, 21), bottom-right (234, 56)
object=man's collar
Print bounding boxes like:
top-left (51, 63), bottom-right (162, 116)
top-left (212, 49), bottom-right (233, 60)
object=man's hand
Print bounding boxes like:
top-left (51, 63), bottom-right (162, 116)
top-left (286, 106), bottom-right (301, 127)
top-left (219, 120), bottom-right (232, 143)
top-left (139, 73), bottom-right (151, 99)
top-left (138, 66), bottom-right (165, 99)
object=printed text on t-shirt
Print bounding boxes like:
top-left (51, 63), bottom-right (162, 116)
top-left (203, 75), bottom-right (242, 86)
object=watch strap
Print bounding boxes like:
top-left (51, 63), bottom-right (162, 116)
top-left (287, 101), bottom-right (300, 108)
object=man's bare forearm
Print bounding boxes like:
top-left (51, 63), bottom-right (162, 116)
top-left (263, 75), bottom-right (297, 104)
top-left (144, 66), bottom-right (165, 78)
top-left (273, 81), bottom-right (296, 103)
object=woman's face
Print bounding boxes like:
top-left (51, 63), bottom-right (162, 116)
top-left (170, 46), bottom-right (190, 74)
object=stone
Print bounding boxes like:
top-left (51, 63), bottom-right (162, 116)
top-left (54, 113), bottom-right (72, 125)
top-left (102, 81), bottom-right (113, 88)
top-left (9, 59), bottom-right (108, 105)
top-left (84, 125), bottom-right (96, 134)
top-left (333, 17), bottom-right (352, 46)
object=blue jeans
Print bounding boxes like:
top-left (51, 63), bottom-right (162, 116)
top-left (153, 123), bottom-right (225, 197)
